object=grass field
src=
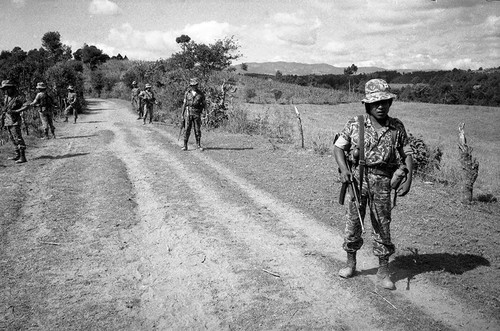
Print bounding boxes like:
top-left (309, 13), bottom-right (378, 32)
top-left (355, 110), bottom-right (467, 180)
top-left (241, 101), bottom-right (500, 197)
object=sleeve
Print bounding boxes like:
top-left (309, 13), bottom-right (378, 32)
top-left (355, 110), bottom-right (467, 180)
top-left (396, 119), bottom-right (413, 156)
top-left (30, 93), bottom-right (42, 106)
top-left (334, 117), bottom-right (355, 150)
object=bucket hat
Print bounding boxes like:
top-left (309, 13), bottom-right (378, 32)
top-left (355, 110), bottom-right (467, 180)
top-left (132, 81), bottom-right (137, 85)
top-left (36, 82), bottom-right (47, 90)
top-left (145, 83), bottom-right (152, 89)
top-left (361, 79), bottom-right (397, 104)
top-left (67, 85), bottom-right (74, 90)
top-left (189, 78), bottom-right (199, 86)
top-left (0, 80), bottom-right (16, 89)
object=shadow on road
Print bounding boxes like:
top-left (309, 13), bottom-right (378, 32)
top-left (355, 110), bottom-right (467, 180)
top-left (360, 252), bottom-right (490, 290)
top-left (204, 147), bottom-right (254, 151)
top-left (57, 135), bottom-right (96, 140)
top-left (32, 152), bottom-right (90, 160)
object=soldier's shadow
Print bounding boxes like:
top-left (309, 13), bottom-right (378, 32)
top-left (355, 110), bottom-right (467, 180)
top-left (33, 152), bottom-right (90, 160)
top-left (361, 252), bottom-right (490, 290)
top-left (57, 135), bottom-right (96, 140)
top-left (204, 147), bottom-right (254, 151)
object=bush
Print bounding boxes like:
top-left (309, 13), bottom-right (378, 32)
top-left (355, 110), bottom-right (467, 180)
top-left (407, 133), bottom-right (443, 180)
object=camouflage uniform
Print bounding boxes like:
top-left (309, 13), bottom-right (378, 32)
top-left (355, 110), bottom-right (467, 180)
top-left (31, 83), bottom-right (55, 139)
top-left (1, 80), bottom-right (28, 163)
top-left (139, 84), bottom-right (156, 124)
top-left (131, 81), bottom-right (142, 119)
top-left (65, 86), bottom-right (78, 123)
top-left (182, 78), bottom-right (206, 150)
top-left (335, 114), bottom-right (412, 258)
top-left (334, 78), bottom-right (414, 290)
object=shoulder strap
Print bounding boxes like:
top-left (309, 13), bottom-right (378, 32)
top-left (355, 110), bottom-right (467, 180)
top-left (358, 115), bottom-right (365, 193)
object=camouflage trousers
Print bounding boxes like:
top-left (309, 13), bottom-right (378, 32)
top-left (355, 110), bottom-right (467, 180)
top-left (39, 112), bottom-right (55, 133)
top-left (184, 115), bottom-right (202, 142)
top-left (143, 104), bottom-right (154, 123)
top-left (342, 172), bottom-right (395, 258)
top-left (65, 105), bottom-right (78, 121)
top-left (6, 125), bottom-right (26, 150)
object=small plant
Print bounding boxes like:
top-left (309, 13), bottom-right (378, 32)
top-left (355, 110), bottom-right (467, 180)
top-left (407, 133), bottom-right (442, 179)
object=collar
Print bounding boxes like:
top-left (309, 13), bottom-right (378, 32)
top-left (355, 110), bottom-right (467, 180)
top-left (364, 114), bottom-right (396, 129)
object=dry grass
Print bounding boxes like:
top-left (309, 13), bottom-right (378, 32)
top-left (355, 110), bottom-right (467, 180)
top-left (241, 101), bottom-right (500, 197)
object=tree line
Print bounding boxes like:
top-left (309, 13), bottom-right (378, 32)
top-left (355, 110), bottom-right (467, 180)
top-left (268, 67), bottom-right (500, 107)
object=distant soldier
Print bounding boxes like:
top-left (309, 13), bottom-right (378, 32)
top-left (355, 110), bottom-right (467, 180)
top-left (138, 83), bottom-right (157, 125)
top-left (334, 78), bottom-right (414, 290)
top-left (181, 78), bottom-right (206, 151)
top-left (131, 81), bottom-right (143, 119)
top-left (64, 85), bottom-right (78, 123)
top-left (1, 80), bottom-right (29, 163)
top-left (30, 82), bottom-right (56, 139)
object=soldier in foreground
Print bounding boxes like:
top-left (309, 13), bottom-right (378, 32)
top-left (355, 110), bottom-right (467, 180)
top-left (64, 85), bottom-right (78, 123)
top-left (139, 83), bottom-right (157, 125)
top-left (334, 79), bottom-right (414, 290)
top-left (131, 81), bottom-right (142, 119)
top-left (181, 78), bottom-right (206, 151)
top-left (1, 80), bottom-right (29, 163)
top-left (30, 82), bottom-right (56, 139)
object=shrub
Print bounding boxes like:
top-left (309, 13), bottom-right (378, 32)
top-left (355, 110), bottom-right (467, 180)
top-left (407, 133), bottom-right (443, 180)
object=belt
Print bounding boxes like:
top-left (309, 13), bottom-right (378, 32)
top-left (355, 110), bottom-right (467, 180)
top-left (366, 165), bottom-right (395, 177)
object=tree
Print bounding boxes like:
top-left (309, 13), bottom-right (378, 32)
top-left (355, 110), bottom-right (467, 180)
top-left (77, 44), bottom-right (110, 69)
top-left (41, 31), bottom-right (71, 62)
top-left (344, 63), bottom-right (358, 93)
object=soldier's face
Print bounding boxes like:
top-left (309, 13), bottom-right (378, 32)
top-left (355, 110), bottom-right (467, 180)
top-left (368, 99), bottom-right (391, 121)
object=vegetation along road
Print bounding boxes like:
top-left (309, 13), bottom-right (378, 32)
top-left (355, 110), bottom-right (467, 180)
top-left (1, 99), bottom-right (498, 330)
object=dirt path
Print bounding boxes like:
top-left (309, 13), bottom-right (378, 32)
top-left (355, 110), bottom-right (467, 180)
top-left (1, 99), bottom-right (498, 330)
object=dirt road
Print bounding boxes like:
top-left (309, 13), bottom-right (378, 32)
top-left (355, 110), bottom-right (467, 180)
top-left (1, 99), bottom-right (498, 330)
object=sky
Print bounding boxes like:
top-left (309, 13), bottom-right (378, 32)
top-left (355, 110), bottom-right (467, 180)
top-left (0, 0), bottom-right (499, 70)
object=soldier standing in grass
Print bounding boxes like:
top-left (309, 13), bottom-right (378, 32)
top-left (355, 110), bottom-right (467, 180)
top-left (181, 78), bottom-right (206, 151)
top-left (1, 80), bottom-right (29, 163)
top-left (30, 82), bottom-right (56, 139)
top-left (334, 78), bottom-right (414, 290)
top-left (139, 83), bottom-right (157, 125)
top-left (64, 85), bottom-right (78, 123)
top-left (131, 81), bottom-right (143, 119)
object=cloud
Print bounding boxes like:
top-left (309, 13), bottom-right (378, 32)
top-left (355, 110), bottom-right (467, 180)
top-left (265, 12), bottom-right (321, 46)
top-left (104, 21), bottom-right (234, 60)
top-left (89, 0), bottom-right (121, 16)
top-left (12, 0), bottom-right (26, 7)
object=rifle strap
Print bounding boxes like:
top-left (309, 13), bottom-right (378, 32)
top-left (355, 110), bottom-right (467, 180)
top-left (358, 115), bottom-right (365, 193)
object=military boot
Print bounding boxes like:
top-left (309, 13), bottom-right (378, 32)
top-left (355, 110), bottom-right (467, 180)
top-left (196, 137), bottom-right (203, 151)
top-left (377, 257), bottom-right (395, 290)
top-left (51, 129), bottom-right (56, 139)
top-left (338, 252), bottom-right (356, 278)
top-left (64, 116), bottom-right (68, 122)
top-left (8, 149), bottom-right (20, 161)
top-left (181, 140), bottom-right (188, 151)
top-left (16, 149), bottom-right (27, 164)
top-left (41, 129), bottom-right (50, 139)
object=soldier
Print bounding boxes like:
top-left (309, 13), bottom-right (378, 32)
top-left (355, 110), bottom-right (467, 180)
top-left (138, 83), bottom-right (157, 125)
top-left (64, 85), bottom-right (78, 123)
top-left (334, 78), bottom-right (414, 290)
top-left (181, 78), bottom-right (206, 151)
top-left (131, 81), bottom-right (143, 119)
top-left (30, 82), bottom-right (56, 139)
top-left (1, 80), bottom-right (29, 163)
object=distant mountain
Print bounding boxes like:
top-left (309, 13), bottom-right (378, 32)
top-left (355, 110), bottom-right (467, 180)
top-left (234, 61), bottom-right (388, 76)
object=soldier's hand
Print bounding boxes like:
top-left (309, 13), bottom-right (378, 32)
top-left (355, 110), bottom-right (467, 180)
top-left (397, 180), bottom-right (411, 196)
top-left (339, 170), bottom-right (352, 184)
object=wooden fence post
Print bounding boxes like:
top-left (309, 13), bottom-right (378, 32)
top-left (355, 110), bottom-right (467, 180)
top-left (458, 123), bottom-right (479, 203)
top-left (293, 105), bottom-right (305, 149)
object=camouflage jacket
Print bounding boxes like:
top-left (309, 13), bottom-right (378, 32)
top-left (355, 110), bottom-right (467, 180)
top-left (2, 93), bottom-right (26, 127)
top-left (131, 87), bottom-right (140, 102)
top-left (66, 92), bottom-right (77, 106)
top-left (183, 88), bottom-right (206, 116)
top-left (139, 90), bottom-right (155, 106)
top-left (31, 91), bottom-right (54, 114)
top-left (335, 114), bottom-right (412, 169)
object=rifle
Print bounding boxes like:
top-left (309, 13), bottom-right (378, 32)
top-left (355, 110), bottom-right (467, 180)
top-left (178, 107), bottom-right (186, 141)
top-left (22, 109), bottom-right (29, 136)
top-left (339, 162), bottom-right (365, 233)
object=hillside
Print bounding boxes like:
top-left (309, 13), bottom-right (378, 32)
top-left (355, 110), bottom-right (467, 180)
top-left (234, 61), bottom-right (387, 76)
